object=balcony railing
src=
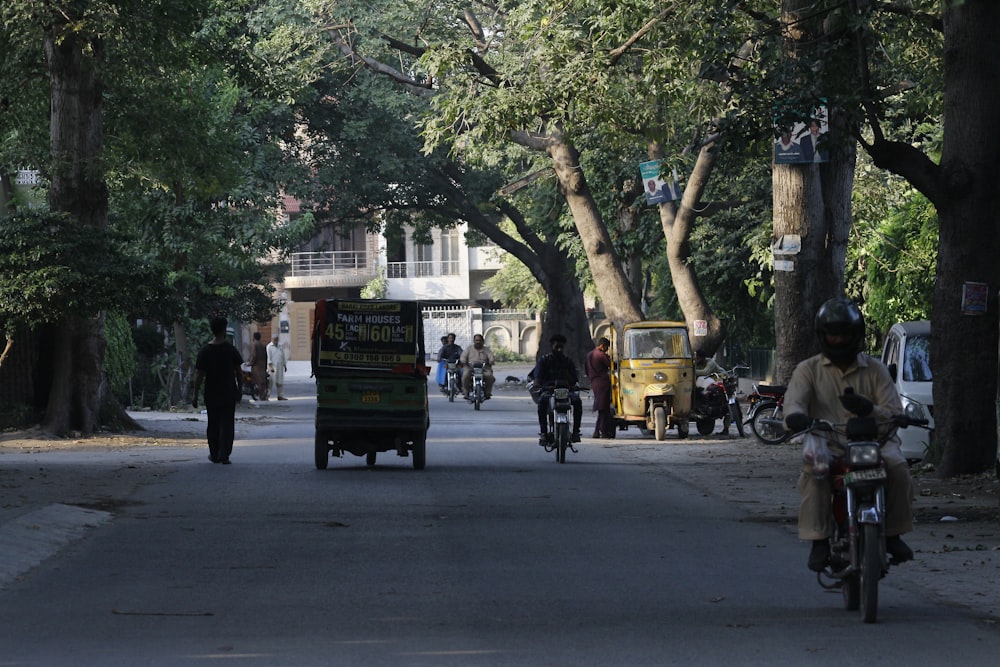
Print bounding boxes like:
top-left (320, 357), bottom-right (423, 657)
top-left (288, 251), bottom-right (369, 276)
top-left (387, 261), bottom-right (452, 279)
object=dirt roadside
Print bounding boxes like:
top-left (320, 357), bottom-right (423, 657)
top-left (2, 385), bottom-right (999, 622)
top-left (633, 434), bottom-right (1000, 624)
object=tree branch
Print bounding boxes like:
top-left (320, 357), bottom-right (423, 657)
top-left (608, 9), bottom-right (672, 65)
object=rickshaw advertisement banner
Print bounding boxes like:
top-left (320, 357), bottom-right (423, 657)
top-left (315, 300), bottom-right (421, 370)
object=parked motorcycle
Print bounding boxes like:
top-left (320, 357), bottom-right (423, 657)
top-left (794, 411), bottom-right (928, 623)
top-left (689, 365), bottom-right (748, 436)
top-left (747, 383), bottom-right (790, 445)
top-left (469, 362), bottom-right (487, 410)
top-left (241, 365), bottom-right (269, 400)
top-left (445, 360), bottom-right (461, 403)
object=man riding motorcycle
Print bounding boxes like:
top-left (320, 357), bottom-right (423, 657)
top-left (784, 297), bottom-right (915, 572)
top-left (533, 334), bottom-right (583, 445)
top-left (436, 332), bottom-right (463, 393)
top-left (461, 334), bottom-right (495, 400)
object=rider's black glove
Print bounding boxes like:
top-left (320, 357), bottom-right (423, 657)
top-left (785, 412), bottom-right (811, 433)
top-left (839, 389), bottom-right (874, 416)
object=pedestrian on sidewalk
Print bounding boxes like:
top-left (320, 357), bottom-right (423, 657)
top-left (193, 316), bottom-right (243, 464)
top-left (584, 337), bottom-right (613, 438)
top-left (248, 331), bottom-right (269, 400)
top-left (267, 335), bottom-right (288, 400)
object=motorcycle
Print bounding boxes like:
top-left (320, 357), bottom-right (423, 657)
top-left (445, 360), bottom-right (461, 403)
top-left (469, 362), bottom-right (487, 410)
top-left (527, 376), bottom-right (580, 463)
top-left (241, 365), bottom-right (269, 400)
top-left (747, 383), bottom-right (790, 445)
top-left (796, 411), bottom-right (928, 623)
top-left (689, 365), bottom-right (748, 436)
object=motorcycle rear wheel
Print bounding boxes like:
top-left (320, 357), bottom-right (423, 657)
top-left (696, 417), bottom-right (715, 436)
top-left (751, 402), bottom-right (788, 445)
top-left (861, 523), bottom-right (881, 623)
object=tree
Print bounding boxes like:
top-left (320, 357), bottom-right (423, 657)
top-left (856, 1), bottom-right (1000, 475)
top-left (322, 1), bottom-right (761, 357)
top-left (0, 0), bottom-right (319, 428)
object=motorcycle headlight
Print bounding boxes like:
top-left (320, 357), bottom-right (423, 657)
top-left (903, 398), bottom-right (928, 421)
top-left (848, 443), bottom-right (881, 466)
top-left (554, 388), bottom-right (570, 400)
top-left (653, 372), bottom-right (666, 382)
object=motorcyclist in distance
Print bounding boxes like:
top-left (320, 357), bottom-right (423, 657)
top-left (460, 333), bottom-right (496, 400)
top-left (533, 334), bottom-right (583, 445)
top-left (436, 333), bottom-right (463, 393)
top-left (783, 296), bottom-right (914, 572)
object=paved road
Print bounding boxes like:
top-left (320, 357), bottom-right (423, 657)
top-left (1, 363), bottom-right (999, 665)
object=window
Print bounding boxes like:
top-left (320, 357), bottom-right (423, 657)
top-left (441, 230), bottom-right (460, 275)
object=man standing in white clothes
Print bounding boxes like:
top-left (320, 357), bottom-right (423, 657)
top-left (266, 336), bottom-right (288, 400)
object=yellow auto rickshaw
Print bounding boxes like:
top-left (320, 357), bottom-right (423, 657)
top-left (609, 321), bottom-right (695, 440)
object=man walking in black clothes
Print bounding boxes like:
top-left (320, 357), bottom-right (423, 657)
top-left (193, 317), bottom-right (244, 464)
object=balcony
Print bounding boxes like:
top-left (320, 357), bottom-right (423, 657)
top-left (284, 250), bottom-right (378, 288)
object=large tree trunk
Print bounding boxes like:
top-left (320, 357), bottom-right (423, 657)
top-left (538, 130), bottom-right (645, 330)
top-left (654, 140), bottom-right (726, 354)
top-left (772, 1), bottom-right (856, 383)
top-left (39, 24), bottom-right (109, 435)
top-left (933, 3), bottom-right (1000, 475)
top-left (861, 2), bottom-right (1000, 475)
top-left (452, 179), bottom-right (593, 368)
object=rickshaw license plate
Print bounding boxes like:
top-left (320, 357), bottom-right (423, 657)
top-left (361, 391), bottom-right (381, 404)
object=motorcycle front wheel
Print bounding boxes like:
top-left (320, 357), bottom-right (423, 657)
top-left (730, 401), bottom-right (746, 437)
top-left (555, 422), bottom-right (569, 463)
top-left (448, 379), bottom-right (456, 403)
top-left (751, 402), bottom-right (787, 445)
top-left (861, 523), bottom-right (881, 623)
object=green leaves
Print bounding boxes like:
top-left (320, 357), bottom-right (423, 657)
top-left (0, 211), bottom-right (162, 335)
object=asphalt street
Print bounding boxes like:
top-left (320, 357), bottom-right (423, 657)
top-left (1, 361), bottom-right (999, 665)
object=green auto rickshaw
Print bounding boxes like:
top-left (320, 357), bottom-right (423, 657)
top-left (311, 298), bottom-right (430, 470)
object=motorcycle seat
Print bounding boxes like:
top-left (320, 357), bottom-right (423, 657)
top-left (757, 384), bottom-right (786, 396)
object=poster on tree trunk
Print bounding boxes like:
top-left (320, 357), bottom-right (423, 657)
top-left (639, 160), bottom-right (682, 204)
top-left (773, 104), bottom-right (830, 164)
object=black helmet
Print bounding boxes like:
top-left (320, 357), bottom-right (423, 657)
top-left (815, 297), bottom-right (865, 363)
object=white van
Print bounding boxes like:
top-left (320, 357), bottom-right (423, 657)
top-left (880, 321), bottom-right (934, 461)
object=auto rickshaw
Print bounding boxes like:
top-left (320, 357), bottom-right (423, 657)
top-left (609, 321), bottom-right (695, 440)
top-left (311, 298), bottom-right (430, 470)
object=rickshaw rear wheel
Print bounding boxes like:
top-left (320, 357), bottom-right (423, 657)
top-left (366, 451), bottom-right (377, 466)
top-left (314, 432), bottom-right (329, 470)
top-left (676, 419), bottom-right (690, 439)
top-left (412, 432), bottom-right (427, 470)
